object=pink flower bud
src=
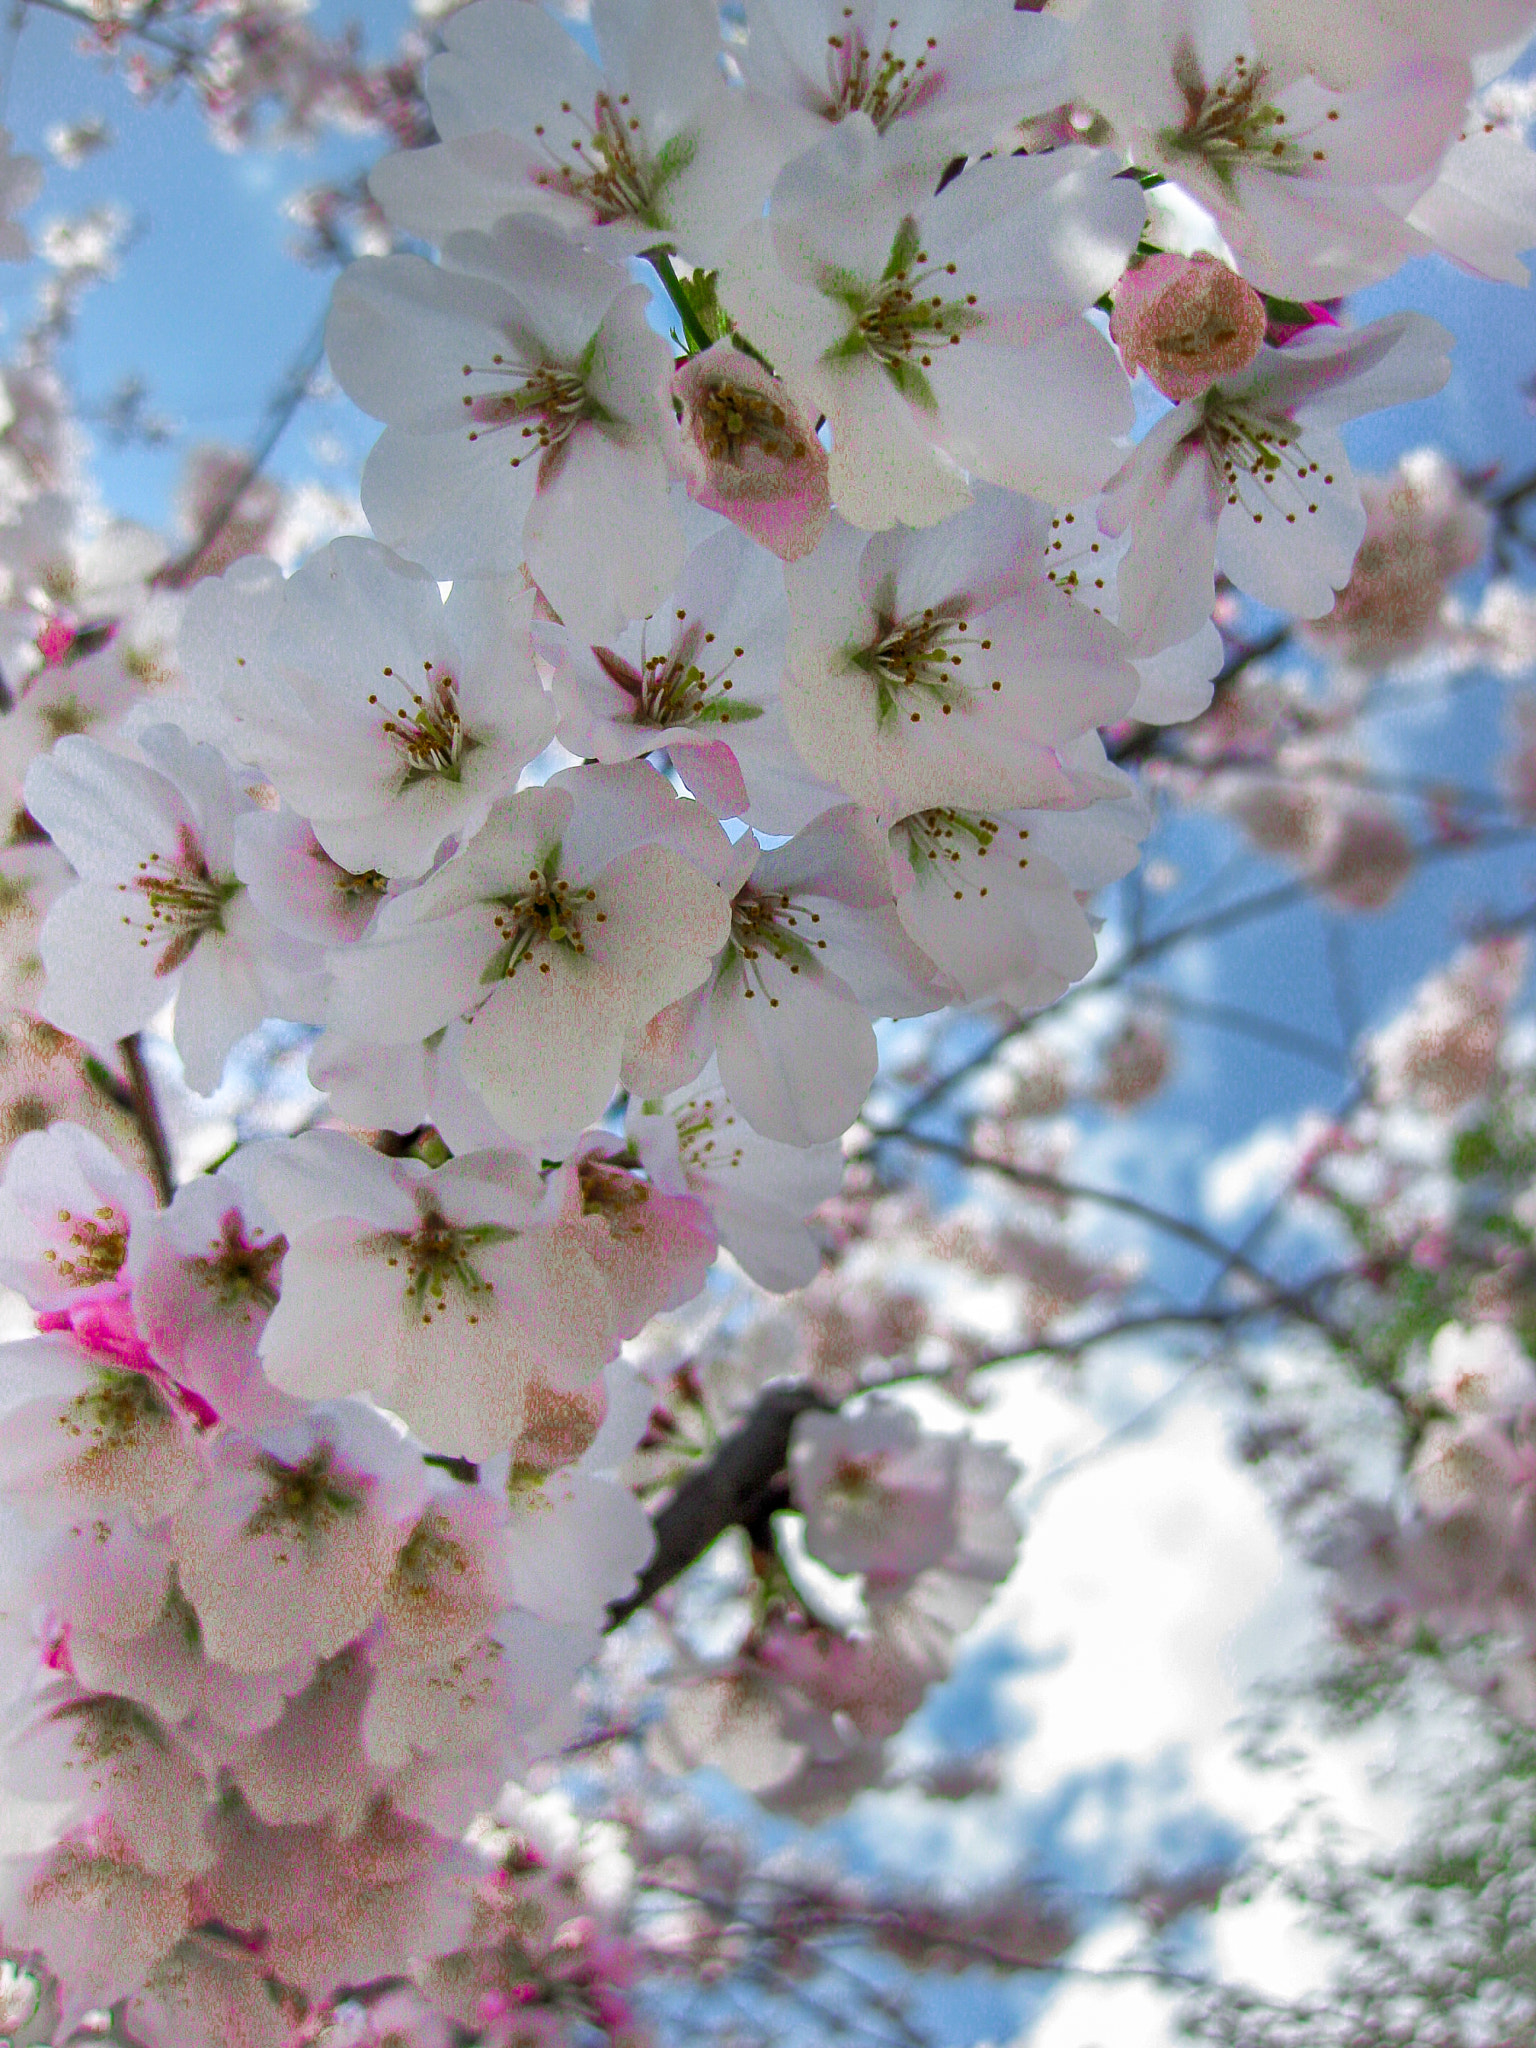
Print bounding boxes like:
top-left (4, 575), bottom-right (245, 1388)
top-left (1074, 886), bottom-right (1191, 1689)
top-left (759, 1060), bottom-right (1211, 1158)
top-left (672, 342), bottom-right (830, 562)
top-left (1110, 252), bottom-right (1267, 402)
top-left (34, 617), bottom-right (77, 667)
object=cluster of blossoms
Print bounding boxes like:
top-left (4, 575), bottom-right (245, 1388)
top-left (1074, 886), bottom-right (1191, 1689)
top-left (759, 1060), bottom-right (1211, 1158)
top-left (1, 0), bottom-right (1536, 2030)
top-left (1206, 937), bottom-right (1536, 1716)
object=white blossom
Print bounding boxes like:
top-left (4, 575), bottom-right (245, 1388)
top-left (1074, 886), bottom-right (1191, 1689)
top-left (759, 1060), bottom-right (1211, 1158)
top-left (180, 539), bottom-right (552, 880)
top-left (370, 0), bottom-right (785, 265)
top-left (327, 217), bottom-right (683, 641)
top-left (721, 122), bottom-right (1142, 528)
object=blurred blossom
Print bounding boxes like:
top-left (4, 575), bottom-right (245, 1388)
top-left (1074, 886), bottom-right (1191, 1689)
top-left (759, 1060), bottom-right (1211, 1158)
top-left (1303, 450), bottom-right (1491, 670)
top-left (1372, 938), bottom-right (1527, 1113)
top-left (1095, 1014), bottom-right (1172, 1109)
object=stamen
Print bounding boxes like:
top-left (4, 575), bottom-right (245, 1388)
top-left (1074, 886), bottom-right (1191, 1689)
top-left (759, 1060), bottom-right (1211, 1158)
top-left (188, 1209), bottom-right (286, 1317)
top-left (529, 91), bottom-right (687, 230)
top-left (1160, 42), bottom-right (1317, 191)
top-left (486, 849), bottom-right (600, 981)
top-left (365, 1196), bottom-right (521, 1328)
top-left (592, 615), bottom-right (755, 730)
top-left (723, 888), bottom-right (829, 1008)
top-left (851, 599), bottom-right (996, 725)
top-left (246, 1446), bottom-right (364, 1546)
top-left (379, 667), bottom-right (474, 785)
top-left (116, 825), bottom-right (240, 977)
top-left (821, 19), bottom-right (943, 132)
top-left (826, 217), bottom-right (984, 405)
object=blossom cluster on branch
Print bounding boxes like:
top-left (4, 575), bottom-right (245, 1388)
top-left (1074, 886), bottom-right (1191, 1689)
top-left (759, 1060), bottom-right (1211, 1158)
top-left (0, 0), bottom-right (1533, 2039)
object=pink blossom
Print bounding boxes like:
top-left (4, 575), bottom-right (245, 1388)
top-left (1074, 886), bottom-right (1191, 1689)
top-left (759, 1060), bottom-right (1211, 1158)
top-left (673, 344), bottom-right (831, 562)
top-left (1111, 252), bottom-right (1267, 402)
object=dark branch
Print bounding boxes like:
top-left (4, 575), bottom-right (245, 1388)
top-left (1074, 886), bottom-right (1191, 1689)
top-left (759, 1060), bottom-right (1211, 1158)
top-left (607, 1382), bottom-right (834, 1629)
top-left (119, 1033), bottom-right (174, 1205)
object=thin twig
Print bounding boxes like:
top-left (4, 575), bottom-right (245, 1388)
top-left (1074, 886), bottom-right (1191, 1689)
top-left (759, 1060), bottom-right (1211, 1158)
top-left (862, 1128), bottom-right (1343, 1333)
top-left (119, 1034), bottom-right (174, 1204)
top-left (151, 311), bottom-right (328, 589)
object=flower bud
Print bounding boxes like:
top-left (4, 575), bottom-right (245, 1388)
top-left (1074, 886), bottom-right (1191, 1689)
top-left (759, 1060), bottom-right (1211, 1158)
top-left (672, 342), bottom-right (830, 562)
top-left (1110, 252), bottom-right (1267, 402)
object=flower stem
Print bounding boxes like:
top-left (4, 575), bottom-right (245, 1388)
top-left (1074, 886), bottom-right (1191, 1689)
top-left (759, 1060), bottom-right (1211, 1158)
top-left (119, 1033), bottom-right (174, 1206)
top-left (646, 249), bottom-right (713, 357)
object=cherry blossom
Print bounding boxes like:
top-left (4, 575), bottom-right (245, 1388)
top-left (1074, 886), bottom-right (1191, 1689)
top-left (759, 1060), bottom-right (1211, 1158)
top-left (738, 0), bottom-right (1070, 174)
top-left (253, 1135), bottom-right (619, 1458)
top-left (325, 765), bottom-right (732, 1152)
top-left (168, 1397), bottom-right (425, 1671)
top-left (628, 1061), bottom-right (844, 1291)
top-left (1102, 311), bottom-right (1454, 648)
top-left (672, 344), bottom-right (831, 564)
top-left (544, 1134), bottom-right (717, 1344)
top-left (1110, 250), bottom-right (1268, 401)
top-left (0, 1332), bottom-right (201, 1527)
top-left (125, 1167), bottom-right (296, 1431)
top-left (0, 1676), bottom-right (214, 1877)
top-left (887, 804), bottom-right (1101, 1011)
top-left (627, 807), bottom-right (947, 1146)
top-left (179, 538), bottom-right (552, 880)
top-left (0, 1119), bottom-right (153, 1312)
top-left (327, 217), bottom-right (683, 640)
top-left (368, 0), bottom-right (784, 264)
top-left (1071, 0), bottom-right (1473, 298)
top-left (782, 489), bottom-right (1139, 820)
top-left (721, 122), bottom-right (1143, 527)
top-left (535, 514), bottom-right (819, 829)
top-left (0, 1822), bottom-right (194, 2030)
top-left (24, 724), bottom-right (315, 1092)
top-left (1302, 447), bottom-right (1491, 668)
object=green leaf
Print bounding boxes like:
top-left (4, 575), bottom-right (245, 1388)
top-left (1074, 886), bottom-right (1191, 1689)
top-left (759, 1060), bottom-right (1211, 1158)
top-left (1451, 1124), bottom-right (1500, 1180)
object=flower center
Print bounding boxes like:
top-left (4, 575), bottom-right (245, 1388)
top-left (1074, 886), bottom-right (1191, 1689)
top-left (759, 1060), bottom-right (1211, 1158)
top-left (488, 852), bottom-right (601, 981)
top-left (246, 1446), bottom-right (364, 1545)
top-left (188, 1208), bottom-right (287, 1316)
top-left (42, 1203), bottom-right (128, 1288)
top-left (392, 1510), bottom-right (472, 1605)
top-left (63, 1367), bottom-right (174, 1455)
top-left (460, 354), bottom-right (610, 487)
top-left (821, 21), bottom-right (943, 132)
top-left (530, 90), bottom-right (693, 229)
top-left (852, 599), bottom-right (997, 727)
top-left (52, 1692), bottom-right (165, 1764)
top-left (1160, 44), bottom-right (1320, 190)
top-left (723, 888), bottom-right (831, 1005)
top-left (118, 824), bottom-right (241, 977)
top-left (901, 807), bottom-right (1033, 901)
top-left (690, 375), bottom-right (813, 468)
top-left (370, 1199), bottom-right (521, 1328)
top-left (592, 614), bottom-right (755, 731)
top-left (674, 1094), bottom-right (747, 1176)
top-left (374, 665), bottom-right (473, 784)
top-left (1200, 394), bottom-right (1333, 532)
top-left (826, 218), bottom-right (983, 408)
top-left (579, 1154), bottom-right (651, 1235)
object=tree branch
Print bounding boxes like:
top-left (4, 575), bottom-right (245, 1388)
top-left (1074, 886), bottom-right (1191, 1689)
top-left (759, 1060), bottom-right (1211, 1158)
top-left (607, 1382), bottom-right (834, 1629)
top-left (151, 312), bottom-right (327, 590)
top-left (118, 1033), bottom-right (174, 1205)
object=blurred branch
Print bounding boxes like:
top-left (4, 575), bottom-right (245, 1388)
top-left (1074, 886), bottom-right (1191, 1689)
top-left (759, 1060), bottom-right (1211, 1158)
top-left (607, 1382), bottom-right (834, 1629)
top-left (21, 0), bottom-right (199, 63)
top-left (864, 1127), bottom-right (1346, 1335)
top-left (118, 1033), bottom-right (173, 1204)
top-left (151, 311), bottom-right (328, 590)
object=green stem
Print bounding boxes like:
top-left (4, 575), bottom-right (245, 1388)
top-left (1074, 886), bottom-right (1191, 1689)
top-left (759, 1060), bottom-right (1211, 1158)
top-left (646, 249), bottom-right (713, 357)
